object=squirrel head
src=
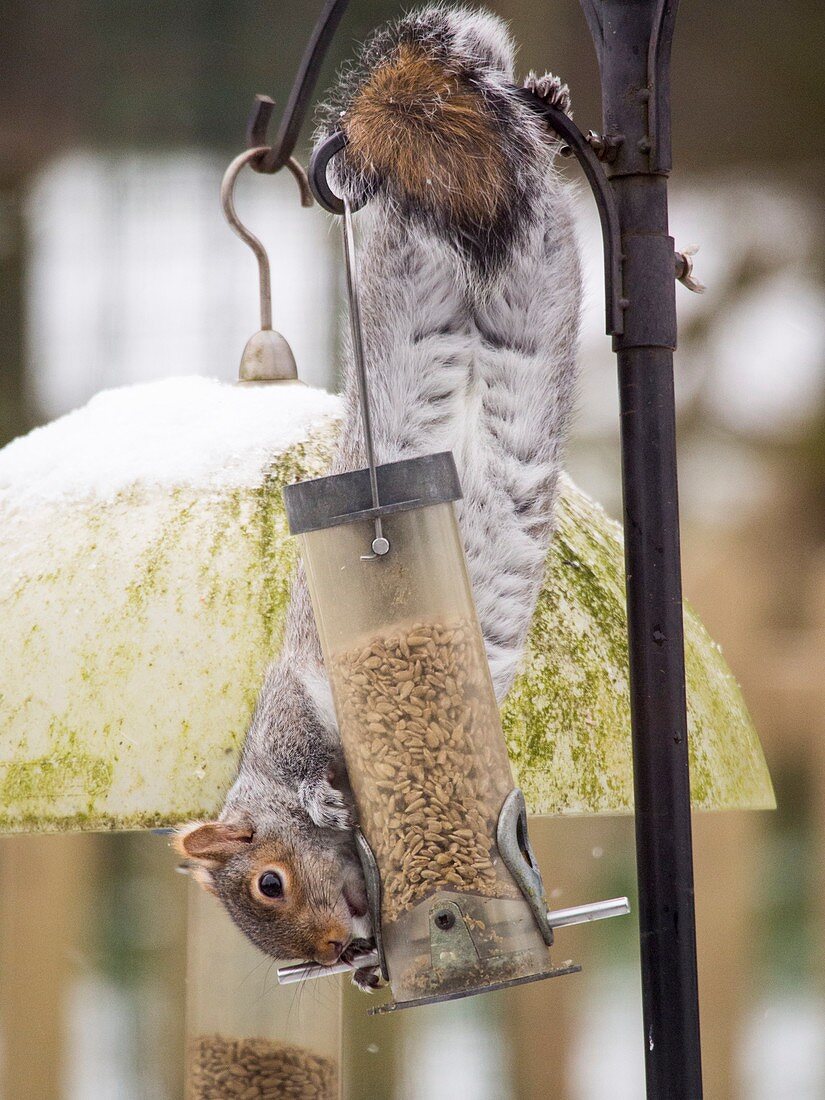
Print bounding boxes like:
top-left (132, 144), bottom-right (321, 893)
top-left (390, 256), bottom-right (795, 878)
top-left (174, 809), bottom-right (370, 965)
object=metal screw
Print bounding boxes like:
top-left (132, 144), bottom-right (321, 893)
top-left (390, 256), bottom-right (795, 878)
top-left (675, 246), bottom-right (706, 294)
top-left (586, 130), bottom-right (624, 163)
top-left (434, 909), bottom-right (456, 931)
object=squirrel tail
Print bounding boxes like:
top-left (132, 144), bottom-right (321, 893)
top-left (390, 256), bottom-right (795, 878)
top-left (316, 5), bottom-right (567, 277)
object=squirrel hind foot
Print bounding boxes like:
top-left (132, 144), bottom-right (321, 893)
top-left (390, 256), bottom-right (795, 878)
top-left (298, 777), bottom-right (354, 830)
top-left (523, 71), bottom-right (572, 116)
top-left (341, 938), bottom-right (383, 993)
top-left (352, 965), bottom-right (382, 993)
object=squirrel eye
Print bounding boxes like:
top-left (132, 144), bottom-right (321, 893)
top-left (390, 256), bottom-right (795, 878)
top-left (258, 870), bottom-right (284, 899)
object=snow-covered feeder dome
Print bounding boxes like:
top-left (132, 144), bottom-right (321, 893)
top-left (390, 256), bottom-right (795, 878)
top-left (0, 377), bottom-right (773, 831)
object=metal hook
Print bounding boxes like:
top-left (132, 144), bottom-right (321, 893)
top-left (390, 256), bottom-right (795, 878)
top-left (221, 146), bottom-right (299, 382)
top-left (222, 146), bottom-right (275, 331)
top-left (246, 96), bottom-right (314, 205)
top-left (309, 130), bottom-right (369, 216)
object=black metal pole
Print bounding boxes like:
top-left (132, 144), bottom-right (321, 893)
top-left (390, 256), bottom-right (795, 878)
top-left (579, 2), bottom-right (703, 1096)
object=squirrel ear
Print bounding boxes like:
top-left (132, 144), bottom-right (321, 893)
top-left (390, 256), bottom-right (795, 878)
top-left (173, 821), bottom-right (254, 865)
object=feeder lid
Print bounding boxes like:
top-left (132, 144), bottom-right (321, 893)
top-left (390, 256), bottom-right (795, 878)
top-left (284, 451), bottom-right (462, 535)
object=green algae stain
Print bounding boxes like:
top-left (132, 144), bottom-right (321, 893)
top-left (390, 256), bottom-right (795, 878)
top-left (504, 482), bottom-right (774, 815)
top-left (683, 606), bottom-right (774, 810)
top-left (1, 738), bottom-right (113, 811)
top-left (0, 428), bottom-right (773, 831)
top-left (244, 429), bottom-right (339, 654)
top-left (502, 484), bottom-right (635, 815)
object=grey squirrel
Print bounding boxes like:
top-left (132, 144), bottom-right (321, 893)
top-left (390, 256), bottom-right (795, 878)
top-left (176, 5), bottom-right (582, 989)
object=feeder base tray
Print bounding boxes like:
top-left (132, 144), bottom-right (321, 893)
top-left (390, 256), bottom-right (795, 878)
top-left (369, 962), bottom-right (582, 1015)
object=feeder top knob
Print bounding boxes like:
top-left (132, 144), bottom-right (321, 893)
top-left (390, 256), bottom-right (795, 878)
top-left (238, 329), bottom-right (299, 384)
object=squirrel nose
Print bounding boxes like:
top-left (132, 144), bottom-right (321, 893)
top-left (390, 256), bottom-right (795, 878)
top-left (315, 938), bottom-right (345, 965)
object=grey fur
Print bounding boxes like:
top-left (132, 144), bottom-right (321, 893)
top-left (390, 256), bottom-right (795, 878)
top-left (191, 6), bottom-right (582, 981)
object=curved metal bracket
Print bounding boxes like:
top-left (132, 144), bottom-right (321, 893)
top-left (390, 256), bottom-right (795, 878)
top-left (497, 788), bottom-right (555, 946)
top-left (516, 89), bottom-right (625, 336)
top-left (246, 0), bottom-right (351, 176)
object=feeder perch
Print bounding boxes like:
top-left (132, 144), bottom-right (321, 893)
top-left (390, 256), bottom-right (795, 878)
top-left (286, 452), bottom-right (581, 1009)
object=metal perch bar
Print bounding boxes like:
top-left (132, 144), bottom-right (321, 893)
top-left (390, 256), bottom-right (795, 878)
top-left (276, 897), bottom-right (631, 986)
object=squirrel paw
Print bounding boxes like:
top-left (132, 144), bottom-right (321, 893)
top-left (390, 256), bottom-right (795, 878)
top-left (352, 965), bottom-right (382, 993)
top-left (342, 940), bottom-right (383, 993)
top-left (523, 71), bottom-right (572, 116)
top-left (299, 776), bottom-right (353, 830)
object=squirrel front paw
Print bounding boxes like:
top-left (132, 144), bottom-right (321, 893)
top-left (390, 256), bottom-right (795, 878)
top-left (524, 71), bottom-right (572, 116)
top-left (298, 776), bottom-right (354, 830)
top-left (341, 940), bottom-right (383, 993)
top-left (352, 965), bottom-right (382, 993)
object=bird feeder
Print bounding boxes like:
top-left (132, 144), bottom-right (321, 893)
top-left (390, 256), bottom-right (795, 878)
top-left (275, 177), bottom-right (637, 1009)
top-left (285, 453), bottom-right (577, 1008)
top-left (186, 881), bottom-right (340, 1100)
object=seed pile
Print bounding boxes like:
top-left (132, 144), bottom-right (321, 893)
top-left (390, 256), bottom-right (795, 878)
top-left (187, 1035), bottom-right (337, 1100)
top-left (397, 949), bottom-right (546, 1001)
top-left (332, 617), bottom-right (520, 923)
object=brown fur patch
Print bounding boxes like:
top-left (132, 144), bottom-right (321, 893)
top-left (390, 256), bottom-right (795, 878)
top-left (343, 44), bottom-right (508, 222)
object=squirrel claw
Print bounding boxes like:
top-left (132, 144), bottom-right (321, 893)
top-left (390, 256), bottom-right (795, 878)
top-left (523, 71), bottom-right (572, 116)
top-left (299, 777), bottom-right (353, 830)
top-left (352, 966), bottom-right (382, 993)
top-left (342, 940), bottom-right (383, 993)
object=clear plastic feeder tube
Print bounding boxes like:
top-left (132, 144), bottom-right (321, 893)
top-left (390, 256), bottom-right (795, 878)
top-left (285, 453), bottom-right (555, 1008)
top-left (185, 882), bottom-right (341, 1098)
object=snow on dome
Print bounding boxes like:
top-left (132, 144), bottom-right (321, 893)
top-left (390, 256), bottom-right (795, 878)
top-left (0, 376), bottom-right (342, 506)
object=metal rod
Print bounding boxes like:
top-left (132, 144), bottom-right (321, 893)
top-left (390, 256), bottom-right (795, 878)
top-left (250, 0), bottom-right (351, 174)
top-left (545, 896), bottom-right (630, 928)
top-left (278, 952), bottom-right (380, 986)
top-left (618, 337), bottom-right (702, 1096)
top-left (276, 897), bottom-right (630, 985)
top-left (580, 2), bottom-right (704, 1095)
top-left (342, 197), bottom-right (387, 556)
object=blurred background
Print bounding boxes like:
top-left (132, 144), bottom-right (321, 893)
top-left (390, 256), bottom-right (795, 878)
top-left (1, 1), bottom-right (824, 1097)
